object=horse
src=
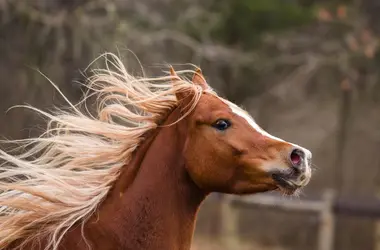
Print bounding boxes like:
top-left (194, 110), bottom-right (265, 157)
top-left (0, 53), bottom-right (312, 250)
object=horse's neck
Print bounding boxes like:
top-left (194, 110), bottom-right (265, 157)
top-left (78, 109), bottom-right (206, 250)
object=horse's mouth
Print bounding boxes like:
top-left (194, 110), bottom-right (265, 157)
top-left (271, 173), bottom-right (302, 195)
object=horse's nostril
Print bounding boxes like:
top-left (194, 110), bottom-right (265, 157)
top-left (290, 149), bottom-right (304, 167)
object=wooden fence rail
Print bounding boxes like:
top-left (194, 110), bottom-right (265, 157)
top-left (218, 189), bottom-right (380, 250)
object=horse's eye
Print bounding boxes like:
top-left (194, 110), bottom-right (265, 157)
top-left (212, 119), bottom-right (231, 131)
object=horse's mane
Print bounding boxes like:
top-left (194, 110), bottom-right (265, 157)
top-left (0, 53), bottom-right (205, 250)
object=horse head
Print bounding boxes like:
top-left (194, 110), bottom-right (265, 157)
top-left (170, 67), bottom-right (312, 195)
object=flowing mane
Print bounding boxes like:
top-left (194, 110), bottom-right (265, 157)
top-left (0, 53), bottom-right (205, 250)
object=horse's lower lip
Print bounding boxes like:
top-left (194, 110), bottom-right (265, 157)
top-left (271, 173), bottom-right (300, 193)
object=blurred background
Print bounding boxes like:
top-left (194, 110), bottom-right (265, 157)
top-left (1, 0), bottom-right (380, 249)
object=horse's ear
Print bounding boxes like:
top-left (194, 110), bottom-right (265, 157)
top-left (192, 68), bottom-right (208, 89)
top-left (169, 66), bottom-right (178, 81)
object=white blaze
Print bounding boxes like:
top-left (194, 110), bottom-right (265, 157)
top-left (225, 100), bottom-right (285, 142)
top-left (223, 99), bottom-right (312, 161)
top-left (224, 99), bottom-right (312, 182)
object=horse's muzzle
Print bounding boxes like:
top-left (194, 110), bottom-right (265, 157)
top-left (271, 147), bottom-right (312, 194)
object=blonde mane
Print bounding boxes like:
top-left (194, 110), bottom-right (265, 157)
top-left (0, 53), bottom-right (205, 250)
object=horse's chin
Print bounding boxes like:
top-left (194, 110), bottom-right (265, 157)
top-left (271, 172), bottom-right (305, 196)
top-left (273, 186), bottom-right (298, 196)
